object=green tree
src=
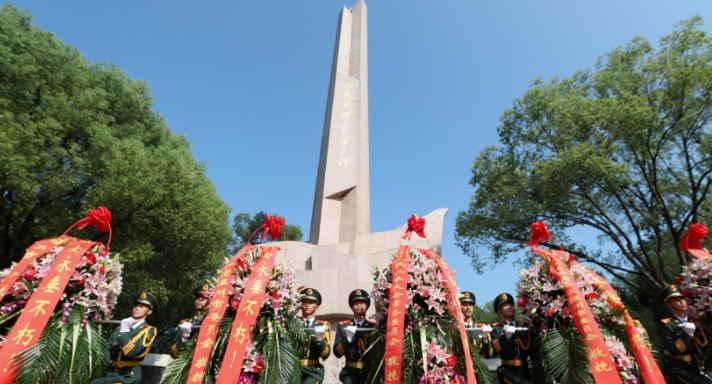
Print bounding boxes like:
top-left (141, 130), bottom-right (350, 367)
top-left (0, 5), bottom-right (233, 332)
top-left (231, 211), bottom-right (303, 250)
top-left (455, 16), bottom-right (712, 300)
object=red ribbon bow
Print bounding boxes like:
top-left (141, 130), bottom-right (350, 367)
top-left (260, 215), bottom-right (285, 241)
top-left (681, 223), bottom-right (708, 251)
top-left (529, 221), bottom-right (550, 250)
top-left (76, 207), bottom-right (112, 232)
top-left (402, 214), bottom-right (426, 240)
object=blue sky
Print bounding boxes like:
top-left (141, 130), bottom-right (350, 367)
top-left (9, 0), bottom-right (711, 307)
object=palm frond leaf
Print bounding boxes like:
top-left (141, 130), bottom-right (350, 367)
top-left (12, 307), bottom-right (110, 384)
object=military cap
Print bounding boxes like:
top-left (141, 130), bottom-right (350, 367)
top-left (195, 284), bottom-right (212, 298)
top-left (459, 291), bottom-right (476, 305)
top-left (659, 284), bottom-right (684, 305)
top-left (300, 287), bottom-right (322, 306)
top-left (134, 291), bottom-right (159, 312)
top-left (348, 289), bottom-right (370, 309)
top-left (493, 292), bottom-right (514, 312)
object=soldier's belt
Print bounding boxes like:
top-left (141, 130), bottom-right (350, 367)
top-left (300, 359), bottom-right (321, 367)
top-left (110, 360), bottom-right (142, 368)
top-left (501, 359), bottom-right (525, 367)
top-left (664, 350), bottom-right (695, 363)
top-left (345, 361), bottom-right (364, 369)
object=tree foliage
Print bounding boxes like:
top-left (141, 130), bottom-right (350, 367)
top-left (455, 16), bottom-right (712, 298)
top-left (0, 5), bottom-right (233, 330)
top-left (232, 211), bottom-right (303, 249)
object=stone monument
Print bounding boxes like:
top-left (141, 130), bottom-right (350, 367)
top-left (269, 1), bottom-right (448, 382)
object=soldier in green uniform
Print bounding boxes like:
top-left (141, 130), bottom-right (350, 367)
top-left (299, 287), bottom-right (331, 384)
top-left (90, 292), bottom-right (158, 384)
top-left (460, 291), bottom-right (484, 351)
top-left (480, 293), bottom-right (532, 384)
top-left (333, 289), bottom-right (376, 384)
top-left (169, 284), bottom-right (211, 357)
top-left (658, 284), bottom-right (710, 384)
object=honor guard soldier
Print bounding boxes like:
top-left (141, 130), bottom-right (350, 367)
top-left (333, 289), bottom-right (376, 384)
top-left (460, 291), bottom-right (485, 350)
top-left (658, 285), bottom-right (710, 384)
top-left (170, 284), bottom-right (211, 357)
top-left (480, 293), bottom-right (532, 384)
top-left (299, 288), bottom-right (331, 384)
top-left (90, 292), bottom-right (158, 384)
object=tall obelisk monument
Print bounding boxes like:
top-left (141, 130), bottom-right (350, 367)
top-left (309, 0), bottom-right (369, 252)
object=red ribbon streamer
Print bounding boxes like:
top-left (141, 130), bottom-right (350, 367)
top-left (215, 246), bottom-right (278, 384)
top-left (402, 214), bottom-right (426, 240)
top-left (419, 248), bottom-right (477, 384)
top-left (384, 246), bottom-right (411, 383)
top-left (0, 239), bottom-right (97, 383)
top-left (681, 223), bottom-right (708, 251)
top-left (0, 239), bottom-right (60, 300)
top-left (187, 245), bottom-right (254, 383)
top-left (260, 215), bottom-right (285, 242)
top-left (572, 261), bottom-right (664, 384)
top-left (536, 249), bottom-right (623, 384)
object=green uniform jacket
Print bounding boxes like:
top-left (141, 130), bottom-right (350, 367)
top-left (482, 322), bottom-right (532, 384)
top-left (169, 314), bottom-right (206, 358)
top-left (90, 322), bottom-right (157, 384)
top-left (464, 321), bottom-right (486, 354)
top-left (333, 319), bottom-right (376, 384)
top-left (658, 316), bottom-right (710, 384)
top-left (299, 318), bottom-right (331, 384)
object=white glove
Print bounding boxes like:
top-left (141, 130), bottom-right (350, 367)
top-left (479, 325), bottom-right (493, 341)
top-left (681, 322), bottom-right (696, 336)
top-left (346, 325), bottom-right (357, 342)
top-left (120, 317), bottom-right (135, 333)
top-left (314, 325), bottom-right (326, 341)
top-left (180, 322), bottom-right (193, 339)
top-left (504, 325), bottom-right (516, 339)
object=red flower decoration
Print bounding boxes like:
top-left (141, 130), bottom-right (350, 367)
top-left (529, 221), bottom-right (550, 249)
top-left (99, 265), bottom-right (105, 274)
top-left (682, 288), bottom-right (691, 297)
top-left (76, 276), bottom-right (88, 286)
top-left (269, 290), bottom-right (279, 300)
top-left (673, 276), bottom-right (682, 285)
top-left (260, 215), bottom-right (285, 241)
top-left (86, 253), bottom-right (97, 266)
top-left (546, 308), bottom-right (557, 317)
top-left (444, 355), bottom-right (457, 366)
top-left (231, 296), bottom-right (241, 311)
top-left (24, 269), bottom-right (37, 281)
top-left (402, 214), bottom-right (426, 240)
top-left (586, 292), bottom-right (599, 299)
top-left (99, 248), bottom-right (109, 257)
top-left (452, 376), bottom-right (465, 384)
top-left (253, 360), bottom-right (264, 373)
top-left (76, 207), bottom-right (112, 233)
top-left (517, 297), bottom-right (528, 307)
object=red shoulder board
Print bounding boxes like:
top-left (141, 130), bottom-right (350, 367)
top-left (145, 325), bottom-right (155, 329)
top-left (180, 318), bottom-right (190, 323)
top-left (115, 326), bottom-right (120, 330)
top-left (476, 323), bottom-right (485, 327)
top-left (317, 320), bottom-right (326, 324)
top-left (492, 322), bottom-right (503, 326)
top-left (661, 318), bottom-right (672, 324)
top-left (340, 320), bottom-right (351, 324)
top-left (367, 320), bottom-right (377, 325)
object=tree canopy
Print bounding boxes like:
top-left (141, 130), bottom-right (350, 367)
top-left (455, 16), bottom-right (712, 299)
top-left (232, 211), bottom-right (303, 250)
top-left (0, 5), bottom-right (233, 330)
